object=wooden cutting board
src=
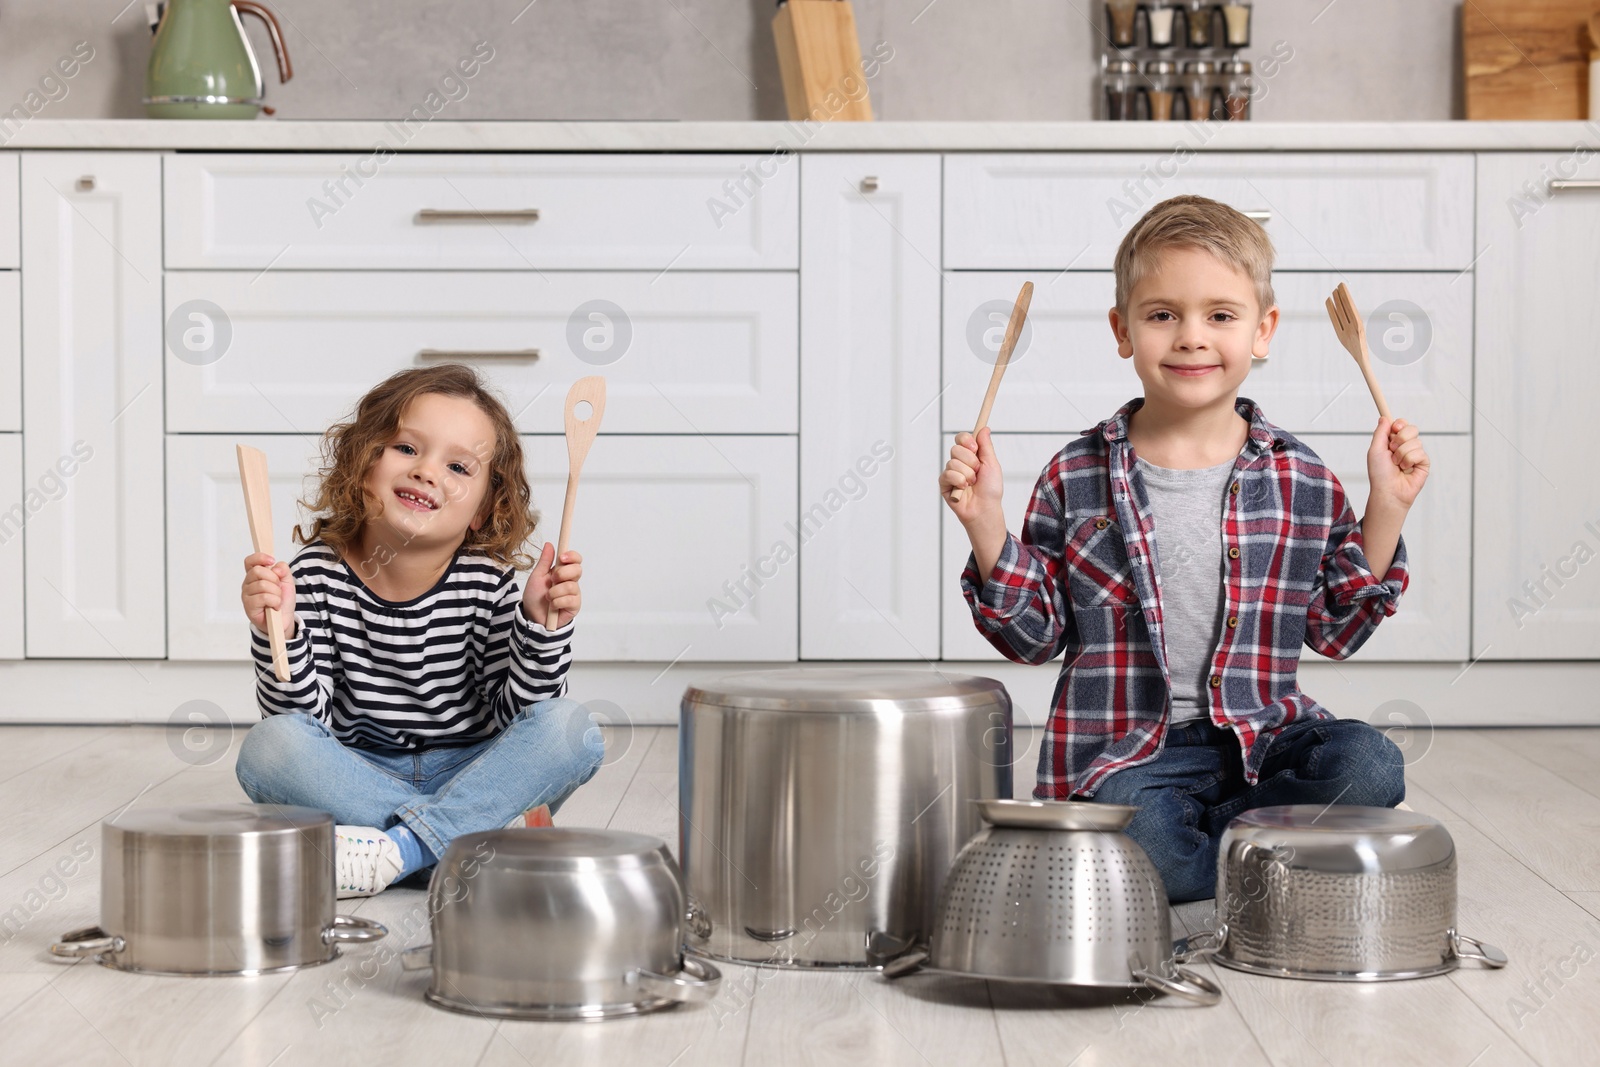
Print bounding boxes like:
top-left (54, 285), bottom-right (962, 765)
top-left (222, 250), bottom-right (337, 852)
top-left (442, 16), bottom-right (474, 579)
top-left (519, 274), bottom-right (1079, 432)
top-left (1464, 0), bottom-right (1598, 119)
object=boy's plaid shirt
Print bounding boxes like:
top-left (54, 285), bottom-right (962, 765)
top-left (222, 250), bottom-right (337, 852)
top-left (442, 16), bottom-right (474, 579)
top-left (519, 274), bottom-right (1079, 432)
top-left (961, 396), bottom-right (1408, 798)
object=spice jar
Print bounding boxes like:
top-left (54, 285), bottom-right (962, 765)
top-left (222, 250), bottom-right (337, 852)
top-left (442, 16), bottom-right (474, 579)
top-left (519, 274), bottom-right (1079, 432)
top-left (1221, 58), bottom-right (1253, 120)
top-left (1102, 58), bottom-right (1140, 120)
top-left (1181, 59), bottom-right (1221, 122)
top-left (1220, 0), bottom-right (1252, 48)
top-left (1183, 0), bottom-right (1215, 47)
top-left (1145, 0), bottom-right (1177, 47)
top-left (1142, 60), bottom-right (1179, 120)
top-left (1107, 0), bottom-right (1139, 47)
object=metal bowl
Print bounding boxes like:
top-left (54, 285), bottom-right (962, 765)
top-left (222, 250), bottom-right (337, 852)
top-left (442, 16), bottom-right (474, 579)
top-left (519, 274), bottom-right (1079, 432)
top-left (1192, 805), bottom-right (1509, 981)
top-left (401, 828), bottom-right (720, 1020)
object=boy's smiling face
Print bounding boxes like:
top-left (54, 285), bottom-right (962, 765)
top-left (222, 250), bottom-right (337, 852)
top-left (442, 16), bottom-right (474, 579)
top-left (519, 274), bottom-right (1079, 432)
top-left (1108, 244), bottom-right (1279, 412)
top-left (363, 392), bottom-right (497, 550)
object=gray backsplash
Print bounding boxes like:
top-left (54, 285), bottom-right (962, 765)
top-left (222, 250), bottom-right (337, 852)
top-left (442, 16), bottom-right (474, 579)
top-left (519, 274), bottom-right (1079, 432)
top-left (0, 0), bottom-right (1462, 123)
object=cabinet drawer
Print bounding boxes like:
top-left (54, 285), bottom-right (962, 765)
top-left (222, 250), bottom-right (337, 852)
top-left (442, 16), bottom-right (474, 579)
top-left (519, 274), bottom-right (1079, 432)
top-left (164, 271), bottom-right (798, 435)
top-left (170, 434), bottom-right (799, 662)
top-left (164, 153), bottom-right (798, 270)
top-left (0, 434), bottom-right (21, 659)
top-left (0, 153), bottom-right (16, 268)
top-left (944, 153), bottom-right (1473, 271)
top-left (942, 271), bottom-right (1470, 435)
top-left (942, 432), bottom-right (1470, 663)
top-left (0, 273), bottom-right (18, 431)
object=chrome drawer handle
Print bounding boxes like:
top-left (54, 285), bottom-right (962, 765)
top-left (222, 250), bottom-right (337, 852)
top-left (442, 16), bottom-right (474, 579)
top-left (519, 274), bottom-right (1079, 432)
top-left (860, 176), bottom-right (880, 193)
top-left (417, 348), bottom-right (541, 363)
top-left (1242, 210), bottom-right (1271, 223)
top-left (415, 208), bottom-right (541, 223)
top-left (1548, 179), bottom-right (1600, 193)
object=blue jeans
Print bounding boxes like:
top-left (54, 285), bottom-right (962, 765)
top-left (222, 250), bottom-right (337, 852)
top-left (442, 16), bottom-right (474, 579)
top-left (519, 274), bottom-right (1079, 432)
top-left (1091, 717), bottom-right (1405, 903)
top-left (234, 697), bottom-right (605, 861)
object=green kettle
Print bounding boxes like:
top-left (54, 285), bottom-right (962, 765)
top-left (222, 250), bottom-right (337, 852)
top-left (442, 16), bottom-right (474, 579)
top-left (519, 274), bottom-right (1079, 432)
top-left (144, 0), bottom-right (293, 119)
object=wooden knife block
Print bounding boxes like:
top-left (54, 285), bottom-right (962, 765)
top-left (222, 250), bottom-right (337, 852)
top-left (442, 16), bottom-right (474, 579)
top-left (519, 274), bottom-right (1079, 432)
top-left (773, 0), bottom-right (874, 122)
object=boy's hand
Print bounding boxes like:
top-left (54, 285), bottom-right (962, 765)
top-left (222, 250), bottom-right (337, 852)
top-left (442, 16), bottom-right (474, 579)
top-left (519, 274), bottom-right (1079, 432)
top-left (941, 428), bottom-right (1005, 527)
top-left (1367, 416), bottom-right (1429, 511)
top-left (522, 543), bottom-right (583, 629)
top-left (242, 552), bottom-right (296, 639)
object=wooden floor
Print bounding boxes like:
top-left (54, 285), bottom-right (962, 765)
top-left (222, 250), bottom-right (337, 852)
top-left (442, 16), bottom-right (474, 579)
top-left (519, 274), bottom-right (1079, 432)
top-left (2, 724), bottom-right (1598, 1067)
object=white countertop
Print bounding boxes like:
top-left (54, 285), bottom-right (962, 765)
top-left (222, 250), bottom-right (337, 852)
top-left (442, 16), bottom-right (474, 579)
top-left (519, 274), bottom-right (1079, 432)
top-left (2, 119), bottom-right (1597, 152)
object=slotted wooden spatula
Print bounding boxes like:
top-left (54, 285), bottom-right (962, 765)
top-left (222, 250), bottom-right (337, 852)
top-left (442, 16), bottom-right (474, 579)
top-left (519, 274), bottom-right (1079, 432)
top-left (1325, 281), bottom-right (1412, 473)
top-left (547, 376), bottom-right (607, 628)
top-left (951, 280), bottom-right (1034, 504)
top-left (236, 444), bottom-right (291, 681)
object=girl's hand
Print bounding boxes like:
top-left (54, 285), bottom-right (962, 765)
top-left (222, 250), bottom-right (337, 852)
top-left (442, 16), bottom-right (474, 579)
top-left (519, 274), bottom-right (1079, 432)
top-left (1367, 416), bottom-right (1429, 512)
top-left (242, 552), bottom-right (296, 639)
top-left (941, 427), bottom-right (1005, 527)
top-left (522, 543), bottom-right (582, 629)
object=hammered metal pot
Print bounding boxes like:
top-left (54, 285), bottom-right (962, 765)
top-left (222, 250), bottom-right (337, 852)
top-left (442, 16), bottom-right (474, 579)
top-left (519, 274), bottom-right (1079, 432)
top-left (1186, 805), bottom-right (1508, 981)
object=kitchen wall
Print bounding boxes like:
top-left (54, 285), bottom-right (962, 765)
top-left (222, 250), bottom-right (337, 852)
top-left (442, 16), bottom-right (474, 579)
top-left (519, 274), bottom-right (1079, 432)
top-left (0, 0), bottom-right (1461, 124)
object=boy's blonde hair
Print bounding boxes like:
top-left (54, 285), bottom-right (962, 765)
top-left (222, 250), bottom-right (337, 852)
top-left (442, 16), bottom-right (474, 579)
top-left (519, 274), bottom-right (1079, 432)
top-left (294, 363), bottom-right (540, 571)
top-left (1113, 194), bottom-right (1276, 316)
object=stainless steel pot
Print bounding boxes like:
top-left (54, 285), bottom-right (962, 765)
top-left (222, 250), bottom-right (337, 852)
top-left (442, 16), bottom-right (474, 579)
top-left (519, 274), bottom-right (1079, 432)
top-left (51, 804), bottom-right (386, 976)
top-left (679, 669), bottom-right (1013, 968)
top-left (882, 800), bottom-right (1221, 1005)
top-left (400, 828), bottom-right (720, 1020)
top-left (1184, 805), bottom-right (1509, 981)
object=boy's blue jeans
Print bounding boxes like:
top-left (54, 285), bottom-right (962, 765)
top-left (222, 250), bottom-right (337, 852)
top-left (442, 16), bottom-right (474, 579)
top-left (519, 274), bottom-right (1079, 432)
top-left (1091, 716), bottom-right (1405, 903)
top-left (234, 697), bottom-right (605, 861)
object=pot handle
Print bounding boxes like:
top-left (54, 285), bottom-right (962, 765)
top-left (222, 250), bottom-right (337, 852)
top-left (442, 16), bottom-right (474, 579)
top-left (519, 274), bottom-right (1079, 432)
top-left (1452, 932), bottom-right (1509, 969)
top-left (879, 948), bottom-right (930, 980)
top-left (1133, 964), bottom-right (1224, 1006)
top-left (629, 955), bottom-right (721, 1004)
top-left (324, 915), bottom-right (389, 946)
top-left (50, 926), bottom-right (124, 960)
top-left (1172, 925), bottom-right (1225, 965)
top-left (400, 944), bottom-right (433, 972)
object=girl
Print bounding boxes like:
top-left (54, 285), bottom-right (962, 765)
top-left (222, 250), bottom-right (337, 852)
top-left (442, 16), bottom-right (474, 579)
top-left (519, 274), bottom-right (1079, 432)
top-left (237, 364), bottom-right (602, 897)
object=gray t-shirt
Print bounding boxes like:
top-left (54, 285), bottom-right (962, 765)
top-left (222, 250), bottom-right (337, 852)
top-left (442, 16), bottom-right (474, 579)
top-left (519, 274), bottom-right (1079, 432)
top-left (1135, 455), bottom-right (1236, 724)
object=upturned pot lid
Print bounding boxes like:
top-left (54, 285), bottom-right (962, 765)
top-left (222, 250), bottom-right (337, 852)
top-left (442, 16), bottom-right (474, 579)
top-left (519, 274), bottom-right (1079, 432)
top-left (442, 828), bottom-right (672, 872)
top-left (683, 668), bottom-right (1008, 714)
top-left (106, 804), bottom-right (332, 840)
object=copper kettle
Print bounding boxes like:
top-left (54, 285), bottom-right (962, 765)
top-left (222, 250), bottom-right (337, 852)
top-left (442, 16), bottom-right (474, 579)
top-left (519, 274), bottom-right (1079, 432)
top-left (144, 0), bottom-right (293, 119)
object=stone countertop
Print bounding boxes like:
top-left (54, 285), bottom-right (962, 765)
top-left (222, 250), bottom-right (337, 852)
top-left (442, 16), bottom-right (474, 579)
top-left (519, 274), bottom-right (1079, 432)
top-left (1, 119), bottom-right (1597, 152)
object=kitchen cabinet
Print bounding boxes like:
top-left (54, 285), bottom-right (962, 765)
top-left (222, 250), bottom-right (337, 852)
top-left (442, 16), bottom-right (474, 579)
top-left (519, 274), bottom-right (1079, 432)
top-left (0, 434), bottom-right (21, 659)
top-left (942, 431), bottom-right (1469, 663)
top-left (1472, 153), bottom-right (1600, 659)
top-left (798, 154), bottom-right (942, 660)
top-left (21, 153), bottom-right (165, 658)
top-left (0, 152), bottom-right (18, 269)
top-left (0, 273), bottom-right (19, 432)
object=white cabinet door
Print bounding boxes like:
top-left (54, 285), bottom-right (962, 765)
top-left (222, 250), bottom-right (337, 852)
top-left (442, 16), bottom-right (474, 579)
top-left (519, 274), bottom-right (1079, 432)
top-left (163, 271), bottom-right (798, 435)
top-left (1473, 154), bottom-right (1600, 659)
top-left (942, 271), bottom-right (1471, 437)
top-left (166, 435), bottom-right (326, 660)
top-left (799, 155), bottom-right (942, 660)
top-left (164, 154), bottom-right (799, 271)
top-left (22, 154), bottom-right (164, 658)
top-left (0, 434), bottom-right (21, 659)
top-left (521, 435), bottom-right (797, 662)
top-left (0, 273), bottom-right (19, 431)
top-left (0, 152), bottom-right (18, 268)
top-left (942, 432), bottom-right (1470, 663)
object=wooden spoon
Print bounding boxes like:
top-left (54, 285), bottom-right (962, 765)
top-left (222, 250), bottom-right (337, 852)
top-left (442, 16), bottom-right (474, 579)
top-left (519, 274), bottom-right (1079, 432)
top-left (236, 444), bottom-right (291, 681)
top-left (547, 376), bottom-right (607, 628)
top-left (1325, 281), bottom-right (1411, 473)
top-left (951, 280), bottom-right (1034, 504)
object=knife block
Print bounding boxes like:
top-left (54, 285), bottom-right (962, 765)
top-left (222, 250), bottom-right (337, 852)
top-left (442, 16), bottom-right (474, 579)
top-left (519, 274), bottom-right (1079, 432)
top-left (773, 0), bottom-right (874, 122)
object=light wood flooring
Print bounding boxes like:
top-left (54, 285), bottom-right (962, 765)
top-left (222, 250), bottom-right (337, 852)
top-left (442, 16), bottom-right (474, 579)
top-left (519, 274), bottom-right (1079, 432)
top-left (1, 724), bottom-right (1597, 1066)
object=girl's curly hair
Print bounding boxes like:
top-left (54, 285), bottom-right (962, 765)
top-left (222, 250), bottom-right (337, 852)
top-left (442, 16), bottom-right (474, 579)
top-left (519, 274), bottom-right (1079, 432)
top-left (293, 364), bottom-right (539, 571)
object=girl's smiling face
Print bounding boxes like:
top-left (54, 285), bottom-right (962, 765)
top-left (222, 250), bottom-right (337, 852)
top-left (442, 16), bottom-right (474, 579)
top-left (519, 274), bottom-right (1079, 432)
top-left (363, 392), bottom-right (498, 549)
top-left (1108, 245), bottom-right (1279, 410)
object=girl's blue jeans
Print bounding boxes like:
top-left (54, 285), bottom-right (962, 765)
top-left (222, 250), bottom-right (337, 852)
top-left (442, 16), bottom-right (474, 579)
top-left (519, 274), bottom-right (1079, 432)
top-left (234, 697), bottom-right (605, 861)
top-left (1091, 716), bottom-right (1406, 903)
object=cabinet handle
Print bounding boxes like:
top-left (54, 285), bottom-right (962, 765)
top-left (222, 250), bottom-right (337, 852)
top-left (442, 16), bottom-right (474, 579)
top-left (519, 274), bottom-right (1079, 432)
top-left (417, 348), bottom-right (541, 362)
top-left (1548, 179), bottom-right (1600, 193)
top-left (1242, 210), bottom-right (1271, 223)
top-left (415, 208), bottom-right (540, 223)
top-left (860, 176), bottom-right (880, 193)
top-left (76, 176), bottom-right (95, 192)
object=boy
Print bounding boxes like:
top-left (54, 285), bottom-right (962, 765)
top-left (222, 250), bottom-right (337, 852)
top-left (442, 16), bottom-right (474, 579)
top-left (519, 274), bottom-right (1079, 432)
top-left (941, 195), bottom-right (1428, 901)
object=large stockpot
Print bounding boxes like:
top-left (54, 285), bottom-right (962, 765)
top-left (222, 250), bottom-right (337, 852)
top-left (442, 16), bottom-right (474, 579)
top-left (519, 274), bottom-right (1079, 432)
top-left (679, 669), bottom-right (1013, 968)
top-left (1185, 805), bottom-right (1509, 981)
top-left (401, 828), bottom-right (720, 1020)
top-left (51, 805), bottom-right (386, 976)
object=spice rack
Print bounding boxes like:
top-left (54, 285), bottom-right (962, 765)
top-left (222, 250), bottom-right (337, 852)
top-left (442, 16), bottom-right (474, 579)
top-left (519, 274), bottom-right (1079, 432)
top-left (1100, 1), bottom-right (1255, 122)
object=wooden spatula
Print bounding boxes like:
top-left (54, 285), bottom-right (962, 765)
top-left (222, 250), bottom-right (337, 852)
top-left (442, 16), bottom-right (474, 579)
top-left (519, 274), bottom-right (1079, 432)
top-left (236, 444), bottom-right (291, 681)
top-left (1325, 281), bottom-right (1412, 473)
top-left (547, 376), bottom-right (607, 628)
top-left (951, 280), bottom-right (1034, 504)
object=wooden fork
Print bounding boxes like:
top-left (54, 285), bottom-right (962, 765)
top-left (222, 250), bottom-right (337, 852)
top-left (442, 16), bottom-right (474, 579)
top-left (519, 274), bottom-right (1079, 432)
top-left (1325, 281), bottom-right (1411, 473)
